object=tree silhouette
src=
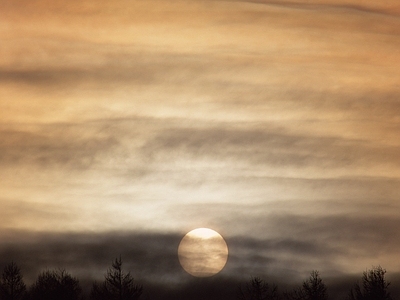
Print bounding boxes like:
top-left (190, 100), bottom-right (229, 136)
top-left (347, 266), bottom-right (392, 300)
top-left (0, 262), bottom-right (26, 300)
top-left (238, 277), bottom-right (280, 300)
top-left (28, 269), bottom-right (82, 300)
top-left (90, 257), bottom-right (142, 300)
top-left (285, 271), bottom-right (327, 300)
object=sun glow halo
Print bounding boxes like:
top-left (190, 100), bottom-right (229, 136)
top-left (188, 228), bottom-right (219, 239)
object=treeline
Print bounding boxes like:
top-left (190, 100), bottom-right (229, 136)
top-left (0, 259), bottom-right (394, 300)
top-left (238, 267), bottom-right (393, 300)
top-left (0, 257), bottom-right (141, 300)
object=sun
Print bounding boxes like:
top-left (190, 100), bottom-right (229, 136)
top-left (178, 228), bottom-right (228, 277)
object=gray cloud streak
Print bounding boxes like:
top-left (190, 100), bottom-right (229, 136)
top-left (0, 125), bottom-right (118, 169)
top-left (141, 125), bottom-right (400, 172)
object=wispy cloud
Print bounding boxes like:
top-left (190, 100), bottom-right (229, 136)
top-left (0, 124), bottom-right (118, 169)
top-left (141, 124), bottom-right (400, 177)
top-left (0, 0), bottom-right (399, 297)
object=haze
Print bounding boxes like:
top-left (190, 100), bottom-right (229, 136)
top-left (1, 0), bottom-right (400, 298)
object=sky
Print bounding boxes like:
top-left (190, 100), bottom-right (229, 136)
top-left (1, 0), bottom-right (400, 298)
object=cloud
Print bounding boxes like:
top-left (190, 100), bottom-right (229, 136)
top-left (0, 231), bottom-right (183, 285)
top-left (0, 198), bottom-right (76, 229)
top-left (0, 124), bottom-right (118, 170)
top-left (0, 0), bottom-right (399, 298)
top-left (5, 210), bottom-right (399, 282)
top-left (227, 213), bottom-right (400, 276)
top-left (1, 230), bottom-right (400, 299)
top-left (238, 0), bottom-right (400, 16)
top-left (140, 124), bottom-right (400, 177)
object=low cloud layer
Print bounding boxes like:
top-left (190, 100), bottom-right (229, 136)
top-left (1, 230), bottom-right (399, 299)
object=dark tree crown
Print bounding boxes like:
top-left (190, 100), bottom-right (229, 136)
top-left (238, 276), bottom-right (280, 300)
top-left (285, 270), bottom-right (328, 300)
top-left (90, 257), bottom-right (142, 300)
top-left (0, 262), bottom-right (26, 300)
top-left (347, 266), bottom-right (392, 300)
top-left (28, 269), bottom-right (82, 300)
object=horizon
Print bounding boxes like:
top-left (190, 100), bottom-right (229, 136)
top-left (1, 232), bottom-right (400, 299)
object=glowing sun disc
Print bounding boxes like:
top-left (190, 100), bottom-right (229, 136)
top-left (178, 228), bottom-right (228, 277)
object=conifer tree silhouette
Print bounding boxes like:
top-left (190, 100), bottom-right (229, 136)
top-left (347, 266), bottom-right (392, 300)
top-left (0, 262), bottom-right (26, 300)
top-left (28, 269), bottom-right (82, 300)
top-left (238, 277), bottom-right (280, 300)
top-left (90, 257), bottom-right (142, 300)
top-left (285, 270), bottom-right (327, 300)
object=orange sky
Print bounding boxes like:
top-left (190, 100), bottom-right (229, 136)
top-left (1, 0), bottom-right (400, 281)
